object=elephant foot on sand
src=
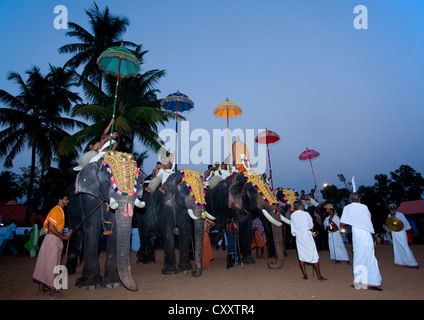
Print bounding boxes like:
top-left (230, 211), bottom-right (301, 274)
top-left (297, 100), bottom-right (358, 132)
top-left (178, 263), bottom-right (193, 273)
top-left (161, 265), bottom-right (179, 275)
top-left (103, 282), bottom-right (121, 289)
top-left (136, 251), bottom-right (156, 264)
top-left (75, 276), bottom-right (102, 290)
top-left (242, 256), bottom-right (256, 264)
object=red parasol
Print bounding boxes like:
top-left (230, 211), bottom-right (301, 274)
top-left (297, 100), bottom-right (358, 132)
top-left (298, 147), bottom-right (320, 201)
top-left (255, 130), bottom-right (280, 189)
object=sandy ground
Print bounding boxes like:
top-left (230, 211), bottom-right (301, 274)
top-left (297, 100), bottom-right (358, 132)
top-left (0, 243), bottom-right (423, 304)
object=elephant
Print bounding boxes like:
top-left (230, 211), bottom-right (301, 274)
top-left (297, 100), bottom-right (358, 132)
top-left (66, 150), bottom-right (145, 291)
top-left (205, 172), bottom-right (291, 268)
top-left (136, 168), bottom-right (215, 277)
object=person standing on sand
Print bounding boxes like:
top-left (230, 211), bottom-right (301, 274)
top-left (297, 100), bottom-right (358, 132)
top-left (32, 194), bottom-right (72, 298)
top-left (340, 192), bottom-right (382, 291)
top-left (386, 204), bottom-right (418, 268)
top-left (290, 200), bottom-right (327, 280)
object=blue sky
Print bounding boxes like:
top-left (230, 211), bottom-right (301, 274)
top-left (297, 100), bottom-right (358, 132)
top-left (1, 0), bottom-right (424, 195)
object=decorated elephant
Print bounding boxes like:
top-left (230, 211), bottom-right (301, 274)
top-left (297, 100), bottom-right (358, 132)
top-left (205, 171), bottom-right (292, 268)
top-left (136, 168), bottom-right (215, 277)
top-left (66, 150), bottom-right (145, 291)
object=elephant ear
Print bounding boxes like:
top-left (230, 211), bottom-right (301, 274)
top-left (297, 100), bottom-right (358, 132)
top-left (228, 172), bottom-right (247, 210)
top-left (175, 183), bottom-right (190, 207)
top-left (75, 161), bottom-right (111, 201)
top-left (136, 172), bottom-right (144, 198)
top-left (75, 162), bottom-right (101, 197)
top-left (228, 183), bottom-right (243, 210)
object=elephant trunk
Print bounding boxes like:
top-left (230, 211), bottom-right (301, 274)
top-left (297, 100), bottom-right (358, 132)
top-left (268, 222), bottom-right (284, 269)
top-left (261, 208), bottom-right (284, 269)
top-left (192, 218), bottom-right (204, 277)
top-left (116, 205), bottom-right (138, 291)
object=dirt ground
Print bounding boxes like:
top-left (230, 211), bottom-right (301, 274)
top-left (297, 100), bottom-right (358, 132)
top-left (0, 243), bottom-right (423, 303)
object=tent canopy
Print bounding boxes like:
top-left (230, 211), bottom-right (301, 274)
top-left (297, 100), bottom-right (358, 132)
top-left (0, 201), bottom-right (45, 225)
top-left (398, 200), bottom-right (424, 216)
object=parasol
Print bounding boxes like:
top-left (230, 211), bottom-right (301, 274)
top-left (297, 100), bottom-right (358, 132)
top-left (255, 129), bottom-right (280, 189)
top-left (213, 98), bottom-right (242, 172)
top-left (299, 147), bottom-right (320, 201)
top-left (97, 46), bottom-right (140, 149)
top-left (160, 91), bottom-right (194, 169)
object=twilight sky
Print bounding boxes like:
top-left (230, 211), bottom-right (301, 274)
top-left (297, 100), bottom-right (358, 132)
top-left (1, 0), bottom-right (423, 195)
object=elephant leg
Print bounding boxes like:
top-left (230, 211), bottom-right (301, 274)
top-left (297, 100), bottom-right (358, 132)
top-left (177, 213), bottom-right (193, 273)
top-left (102, 211), bottom-right (121, 288)
top-left (156, 193), bottom-right (178, 275)
top-left (238, 218), bottom-right (256, 264)
top-left (66, 229), bottom-right (83, 275)
top-left (76, 199), bottom-right (104, 290)
top-left (160, 226), bottom-right (178, 275)
top-left (135, 208), bottom-right (156, 264)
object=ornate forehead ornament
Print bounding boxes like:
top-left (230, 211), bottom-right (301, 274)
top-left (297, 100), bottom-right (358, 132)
top-left (241, 171), bottom-right (277, 206)
top-left (180, 168), bottom-right (206, 207)
top-left (102, 151), bottom-right (140, 196)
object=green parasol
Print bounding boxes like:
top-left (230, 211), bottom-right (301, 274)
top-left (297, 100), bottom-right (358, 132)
top-left (97, 46), bottom-right (140, 149)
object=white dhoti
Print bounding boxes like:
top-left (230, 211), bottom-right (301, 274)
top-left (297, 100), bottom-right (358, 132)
top-left (391, 230), bottom-right (418, 267)
top-left (352, 226), bottom-right (382, 287)
top-left (295, 230), bottom-right (319, 263)
top-left (328, 230), bottom-right (349, 261)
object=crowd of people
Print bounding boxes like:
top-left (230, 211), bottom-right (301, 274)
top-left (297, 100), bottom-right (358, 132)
top-left (0, 137), bottom-right (420, 297)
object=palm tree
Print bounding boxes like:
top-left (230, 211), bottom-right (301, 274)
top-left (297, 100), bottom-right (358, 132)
top-left (58, 60), bottom-right (173, 156)
top-left (58, 1), bottom-right (137, 89)
top-left (0, 66), bottom-right (84, 222)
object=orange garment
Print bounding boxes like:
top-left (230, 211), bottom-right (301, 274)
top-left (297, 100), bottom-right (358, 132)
top-left (202, 231), bottom-right (214, 269)
top-left (254, 229), bottom-right (266, 248)
top-left (43, 205), bottom-right (65, 233)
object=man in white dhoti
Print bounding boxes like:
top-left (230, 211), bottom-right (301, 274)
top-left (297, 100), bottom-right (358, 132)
top-left (290, 201), bottom-right (327, 280)
top-left (387, 204), bottom-right (418, 268)
top-left (341, 192), bottom-right (382, 290)
top-left (324, 208), bottom-right (350, 264)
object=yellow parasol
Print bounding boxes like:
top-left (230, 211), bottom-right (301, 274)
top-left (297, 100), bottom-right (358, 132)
top-left (213, 98), bottom-right (242, 172)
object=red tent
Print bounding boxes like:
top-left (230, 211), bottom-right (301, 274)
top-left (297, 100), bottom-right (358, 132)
top-left (0, 201), bottom-right (45, 225)
top-left (398, 200), bottom-right (424, 242)
top-left (398, 200), bottom-right (424, 215)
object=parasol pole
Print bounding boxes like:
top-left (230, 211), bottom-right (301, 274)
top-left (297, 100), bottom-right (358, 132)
top-left (309, 158), bottom-right (319, 202)
top-left (227, 113), bottom-right (232, 173)
top-left (109, 57), bottom-right (122, 150)
top-left (175, 100), bottom-right (179, 170)
top-left (267, 143), bottom-right (273, 190)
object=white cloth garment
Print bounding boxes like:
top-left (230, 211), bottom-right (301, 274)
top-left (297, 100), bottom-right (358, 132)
top-left (387, 212), bottom-right (418, 267)
top-left (158, 162), bottom-right (175, 185)
top-left (340, 203), bottom-right (374, 234)
top-left (324, 215), bottom-right (349, 261)
top-left (341, 202), bottom-right (381, 287)
top-left (290, 210), bottom-right (319, 263)
top-left (351, 226), bottom-right (382, 286)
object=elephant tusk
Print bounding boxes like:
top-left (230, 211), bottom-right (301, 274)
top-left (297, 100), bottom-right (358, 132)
top-left (109, 197), bottom-right (119, 210)
top-left (262, 209), bottom-right (282, 227)
top-left (204, 211), bottom-right (216, 220)
top-left (134, 199), bottom-right (145, 208)
top-left (187, 209), bottom-right (199, 220)
top-left (280, 214), bottom-right (291, 225)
